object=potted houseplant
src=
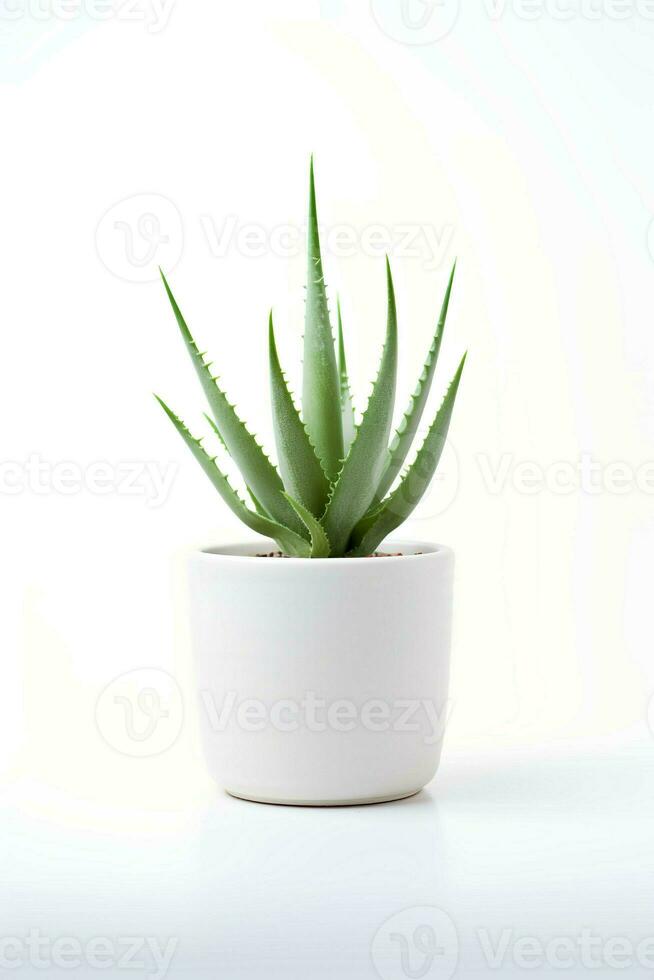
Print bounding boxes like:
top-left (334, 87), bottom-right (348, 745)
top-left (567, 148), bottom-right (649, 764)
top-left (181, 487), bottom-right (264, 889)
top-left (156, 161), bottom-right (466, 805)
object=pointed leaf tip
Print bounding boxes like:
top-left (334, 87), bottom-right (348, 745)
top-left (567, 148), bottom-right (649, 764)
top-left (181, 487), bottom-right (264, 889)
top-left (158, 400), bottom-right (311, 557)
top-left (302, 152), bottom-right (344, 480)
top-left (369, 261), bottom-right (458, 505)
top-left (385, 257), bottom-right (397, 309)
top-left (349, 352), bottom-right (466, 556)
top-left (160, 275), bottom-right (306, 537)
top-left (336, 301), bottom-right (356, 454)
top-left (323, 258), bottom-right (398, 554)
top-left (282, 492), bottom-right (331, 558)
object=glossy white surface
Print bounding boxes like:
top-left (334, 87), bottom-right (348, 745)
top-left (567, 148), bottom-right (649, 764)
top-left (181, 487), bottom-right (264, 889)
top-left (2, 734), bottom-right (652, 978)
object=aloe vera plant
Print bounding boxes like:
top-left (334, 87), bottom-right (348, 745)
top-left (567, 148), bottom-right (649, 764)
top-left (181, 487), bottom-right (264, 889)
top-left (156, 163), bottom-right (466, 557)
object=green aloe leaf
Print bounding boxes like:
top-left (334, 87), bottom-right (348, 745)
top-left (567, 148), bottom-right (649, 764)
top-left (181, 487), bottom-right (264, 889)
top-left (322, 258), bottom-right (398, 556)
top-left (269, 313), bottom-right (330, 516)
top-left (347, 354), bottom-right (466, 557)
top-left (375, 261), bottom-right (456, 502)
top-left (282, 493), bottom-right (331, 558)
top-left (160, 270), bottom-right (306, 539)
top-left (203, 413), bottom-right (272, 518)
top-left (302, 158), bottom-right (344, 481)
top-left (246, 488), bottom-right (271, 519)
top-left (337, 299), bottom-right (356, 454)
top-left (155, 396), bottom-right (311, 557)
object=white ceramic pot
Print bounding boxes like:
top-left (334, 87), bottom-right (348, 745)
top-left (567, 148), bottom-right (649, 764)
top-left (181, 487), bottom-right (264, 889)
top-left (188, 538), bottom-right (454, 806)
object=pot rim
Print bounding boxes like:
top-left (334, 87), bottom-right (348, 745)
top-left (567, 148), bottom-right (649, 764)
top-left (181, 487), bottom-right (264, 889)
top-left (191, 538), bottom-right (453, 565)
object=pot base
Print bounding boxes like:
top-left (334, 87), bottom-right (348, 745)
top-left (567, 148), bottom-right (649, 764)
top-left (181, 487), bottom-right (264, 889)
top-left (225, 787), bottom-right (423, 807)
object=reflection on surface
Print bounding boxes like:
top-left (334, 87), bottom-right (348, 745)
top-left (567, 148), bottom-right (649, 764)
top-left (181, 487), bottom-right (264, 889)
top-left (2, 739), bottom-right (653, 977)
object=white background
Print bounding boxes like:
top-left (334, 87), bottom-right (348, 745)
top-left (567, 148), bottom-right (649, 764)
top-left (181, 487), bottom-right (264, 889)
top-left (1, 1), bottom-right (653, 977)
